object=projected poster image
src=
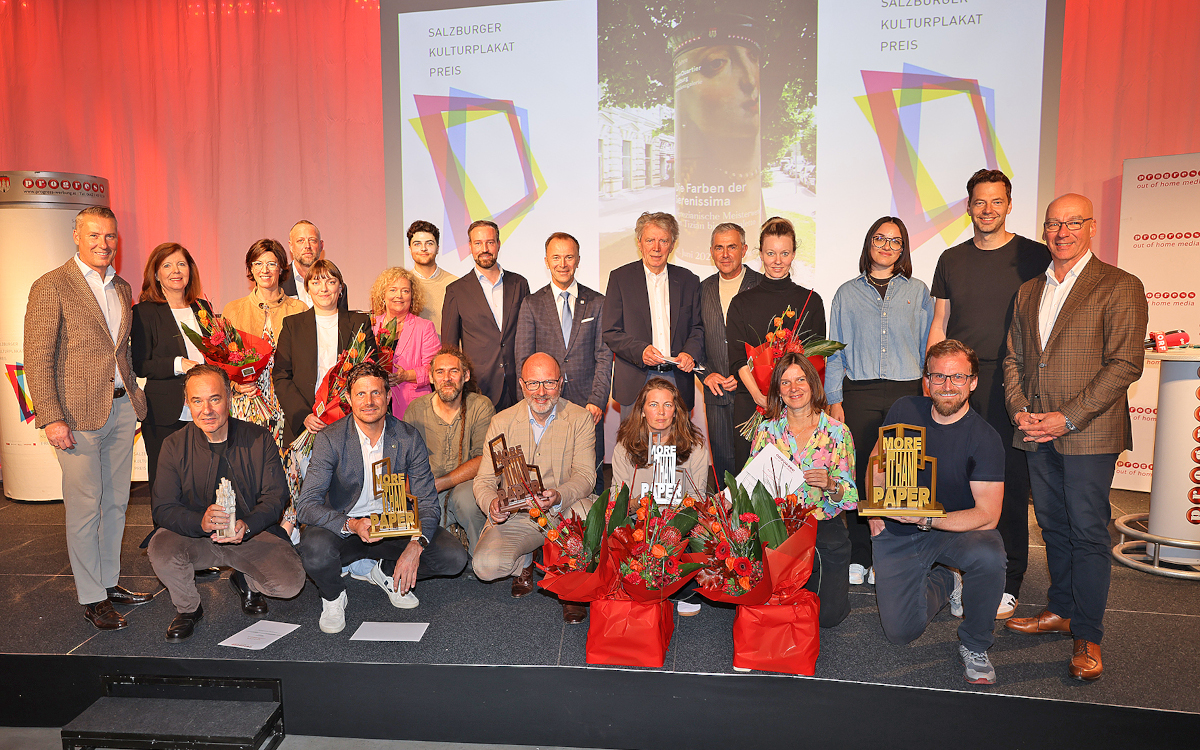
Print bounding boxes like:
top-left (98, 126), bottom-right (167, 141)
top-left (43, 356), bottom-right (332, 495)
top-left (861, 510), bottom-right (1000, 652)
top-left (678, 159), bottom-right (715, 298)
top-left (815, 0), bottom-right (1048, 294)
top-left (395, 0), bottom-right (599, 289)
top-left (598, 1), bottom-right (818, 282)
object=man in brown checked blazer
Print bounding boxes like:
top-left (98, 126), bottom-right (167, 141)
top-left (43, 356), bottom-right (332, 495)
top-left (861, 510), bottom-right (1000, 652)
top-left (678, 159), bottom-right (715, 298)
top-left (24, 206), bottom-right (153, 630)
top-left (1002, 193), bottom-right (1148, 681)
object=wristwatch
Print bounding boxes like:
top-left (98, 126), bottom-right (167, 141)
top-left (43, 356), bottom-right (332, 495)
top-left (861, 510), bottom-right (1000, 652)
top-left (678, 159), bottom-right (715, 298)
top-left (916, 517), bottom-right (934, 532)
top-left (412, 534), bottom-right (430, 549)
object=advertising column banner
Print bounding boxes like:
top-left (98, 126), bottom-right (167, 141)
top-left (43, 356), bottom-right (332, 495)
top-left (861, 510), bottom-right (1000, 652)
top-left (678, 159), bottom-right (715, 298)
top-left (1116, 152), bottom-right (1200, 491)
top-left (816, 0), bottom-right (1047, 293)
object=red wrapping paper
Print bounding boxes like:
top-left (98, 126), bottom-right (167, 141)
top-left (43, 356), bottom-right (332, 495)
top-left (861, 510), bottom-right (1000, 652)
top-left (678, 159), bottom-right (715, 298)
top-left (745, 343), bottom-right (827, 399)
top-left (587, 599), bottom-right (675, 667)
top-left (732, 596), bottom-right (820, 675)
top-left (207, 330), bottom-right (273, 385)
top-left (694, 515), bottom-right (818, 606)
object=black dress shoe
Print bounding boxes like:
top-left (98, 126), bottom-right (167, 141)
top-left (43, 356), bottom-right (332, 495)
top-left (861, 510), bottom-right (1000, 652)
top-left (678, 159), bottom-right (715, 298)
top-left (229, 571), bottom-right (268, 616)
top-left (83, 600), bottom-right (128, 630)
top-left (106, 585), bottom-right (153, 605)
top-left (166, 603), bottom-right (204, 641)
top-left (194, 567), bottom-right (222, 580)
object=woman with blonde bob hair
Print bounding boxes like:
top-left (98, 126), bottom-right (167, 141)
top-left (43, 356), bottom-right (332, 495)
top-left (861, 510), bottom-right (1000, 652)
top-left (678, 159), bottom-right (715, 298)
top-left (368, 266), bottom-right (439, 418)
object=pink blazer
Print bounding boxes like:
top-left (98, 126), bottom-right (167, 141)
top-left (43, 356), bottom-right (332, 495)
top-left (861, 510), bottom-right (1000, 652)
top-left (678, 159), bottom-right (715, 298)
top-left (383, 313), bottom-right (440, 419)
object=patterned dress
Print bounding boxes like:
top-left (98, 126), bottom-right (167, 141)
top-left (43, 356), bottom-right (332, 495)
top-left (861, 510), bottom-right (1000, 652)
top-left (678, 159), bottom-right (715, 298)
top-left (748, 411), bottom-right (859, 520)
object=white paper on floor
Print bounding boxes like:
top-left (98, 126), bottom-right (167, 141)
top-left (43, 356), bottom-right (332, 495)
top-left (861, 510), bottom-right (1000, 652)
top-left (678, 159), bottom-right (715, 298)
top-left (349, 622), bottom-right (429, 641)
top-left (219, 620), bottom-right (301, 650)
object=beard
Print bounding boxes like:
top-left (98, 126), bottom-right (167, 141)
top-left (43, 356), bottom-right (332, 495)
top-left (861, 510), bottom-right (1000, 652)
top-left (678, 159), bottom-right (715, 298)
top-left (931, 390), bottom-right (970, 417)
top-left (436, 381), bottom-right (464, 404)
top-left (475, 253), bottom-right (497, 269)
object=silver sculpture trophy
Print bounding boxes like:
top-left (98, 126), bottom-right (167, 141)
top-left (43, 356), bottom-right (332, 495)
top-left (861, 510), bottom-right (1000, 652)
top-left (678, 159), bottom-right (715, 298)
top-left (215, 477), bottom-right (237, 537)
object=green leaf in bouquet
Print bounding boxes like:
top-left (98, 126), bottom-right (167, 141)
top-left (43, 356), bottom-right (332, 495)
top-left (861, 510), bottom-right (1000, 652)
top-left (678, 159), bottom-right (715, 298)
top-left (677, 561), bottom-right (706, 576)
top-left (752, 480), bottom-right (789, 550)
top-left (666, 505), bottom-right (698, 537)
top-left (723, 470), bottom-right (739, 495)
top-left (582, 488), bottom-right (610, 572)
top-left (607, 484), bottom-right (632, 535)
top-left (180, 323), bottom-right (211, 356)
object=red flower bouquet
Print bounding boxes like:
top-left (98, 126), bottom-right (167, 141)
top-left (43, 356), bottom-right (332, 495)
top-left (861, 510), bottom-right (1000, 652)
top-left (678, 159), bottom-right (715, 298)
top-left (373, 316), bottom-right (400, 375)
top-left (181, 308), bottom-right (273, 385)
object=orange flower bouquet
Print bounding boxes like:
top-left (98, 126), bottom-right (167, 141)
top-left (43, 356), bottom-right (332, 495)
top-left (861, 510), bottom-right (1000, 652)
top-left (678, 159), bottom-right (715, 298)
top-left (737, 304), bottom-right (845, 441)
top-left (181, 308), bottom-right (273, 385)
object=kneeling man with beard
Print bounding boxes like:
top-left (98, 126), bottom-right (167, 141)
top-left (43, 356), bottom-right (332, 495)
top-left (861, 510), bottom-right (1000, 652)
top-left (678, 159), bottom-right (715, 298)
top-left (868, 339), bottom-right (1006, 684)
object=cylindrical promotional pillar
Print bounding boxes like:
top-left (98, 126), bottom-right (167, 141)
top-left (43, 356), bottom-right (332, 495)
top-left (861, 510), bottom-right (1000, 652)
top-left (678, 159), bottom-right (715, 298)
top-left (1147, 351), bottom-right (1200, 563)
top-left (669, 14), bottom-right (762, 263)
top-left (0, 171), bottom-right (110, 500)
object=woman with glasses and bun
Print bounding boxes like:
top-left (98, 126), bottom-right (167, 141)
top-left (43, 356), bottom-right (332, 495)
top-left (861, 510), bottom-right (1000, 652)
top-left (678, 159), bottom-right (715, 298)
top-left (824, 217), bottom-right (934, 588)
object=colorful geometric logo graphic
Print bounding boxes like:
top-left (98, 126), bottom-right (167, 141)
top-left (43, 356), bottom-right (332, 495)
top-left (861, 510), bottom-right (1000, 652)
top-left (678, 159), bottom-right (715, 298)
top-left (408, 88), bottom-right (548, 260)
top-left (855, 64), bottom-right (1013, 248)
top-left (6, 363), bottom-right (36, 423)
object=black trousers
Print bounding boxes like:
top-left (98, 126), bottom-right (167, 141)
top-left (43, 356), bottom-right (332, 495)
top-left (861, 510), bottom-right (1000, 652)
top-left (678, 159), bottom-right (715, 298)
top-left (839, 378), bottom-right (924, 568)
top-left (299, 524), bottom-right (469, 600)
top-left (142, 419), bottom-right (189, 491)
top-left (804, 516), bottom-right (851, 628)
top-left (972, 359), bottom-right (1031, 597)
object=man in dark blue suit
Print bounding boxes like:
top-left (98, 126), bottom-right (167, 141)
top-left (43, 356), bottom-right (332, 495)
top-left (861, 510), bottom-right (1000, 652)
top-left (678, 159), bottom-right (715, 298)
top-left (602, 212), bottom-right (705, 418)
top-left (296, 362), bottom-right (468, 634)
top-left (441, 220), bottom-right (530, 410)
top-left (516, 232), bottom-right (613, 492)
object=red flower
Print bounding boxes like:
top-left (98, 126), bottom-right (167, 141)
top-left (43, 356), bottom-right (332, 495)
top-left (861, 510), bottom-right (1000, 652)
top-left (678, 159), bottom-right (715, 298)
top-left (623, 572), bottom-right (642, 586)
top-left (733, 557), bottom-right (752, 576)
top-left (739, 512), bottom-right (760, 523)
top-left (660, 526), bottom-right (682, 545)
top-left (630, 542), bottom-right (648, 557)
top-left (664, 557), bottom-right (679, 575)
top-left (732, 527), bottom-right (751, 544)
top-left (715, 540), bottom-right (732, 560)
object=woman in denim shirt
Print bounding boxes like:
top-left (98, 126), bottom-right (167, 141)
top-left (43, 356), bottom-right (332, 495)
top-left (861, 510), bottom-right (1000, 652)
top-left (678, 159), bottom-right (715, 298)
top-left (825, 217), bottom-right (934, 585)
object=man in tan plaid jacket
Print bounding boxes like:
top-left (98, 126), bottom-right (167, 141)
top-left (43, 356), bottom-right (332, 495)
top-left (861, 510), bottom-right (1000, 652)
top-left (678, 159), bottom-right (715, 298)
top-left (24, 206), bottom-right (153, 631)
top-left (1002, 193), bottom-right (1148, 682)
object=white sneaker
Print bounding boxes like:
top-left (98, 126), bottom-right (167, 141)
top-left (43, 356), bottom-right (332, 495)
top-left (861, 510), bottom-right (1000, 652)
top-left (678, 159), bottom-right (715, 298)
top-left (949, 570), bottom-right (964, 618)
top-left (676, 600), bottom-right (702, 616)
top-left (319, 590), bottom-right (347, 634)
top-left (867, 566), bottom-right (875, 585)
top-left (367, 560), bottom-right (419, 609)
top-left (848, 563), bottom-right (867, 585)
top-left (996, 593), bottom-right (1018, 620)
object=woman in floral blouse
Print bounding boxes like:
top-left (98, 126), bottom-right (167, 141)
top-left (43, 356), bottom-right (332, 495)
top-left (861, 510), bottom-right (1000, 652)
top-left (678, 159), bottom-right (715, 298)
top-left (749, 351), bottom-right (857, 627)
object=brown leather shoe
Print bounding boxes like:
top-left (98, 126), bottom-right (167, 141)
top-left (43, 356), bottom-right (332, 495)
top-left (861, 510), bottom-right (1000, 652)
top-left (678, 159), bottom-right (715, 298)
top-left (106, 585), bottom-right (153, 605)
top-left (83, 600), bottom-right (128, 630)
top-left (562, 602), bottom-right (588, 624)
top-left (511, 563), bottom-right (535, 598)
top-left (1069, 639), bottom-right (1103, 681)
top-left (1005, 609), bottom-right (1071, 635)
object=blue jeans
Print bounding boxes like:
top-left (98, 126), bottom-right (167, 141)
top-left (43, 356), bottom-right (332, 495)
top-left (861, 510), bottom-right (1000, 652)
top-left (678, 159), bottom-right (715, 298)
top-left (1025, 443), bottom-right (1117, 644)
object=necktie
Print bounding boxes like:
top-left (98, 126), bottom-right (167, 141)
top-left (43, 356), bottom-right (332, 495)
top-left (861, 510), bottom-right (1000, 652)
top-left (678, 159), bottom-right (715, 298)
top-left (560, 290), bottom-right (573, 345)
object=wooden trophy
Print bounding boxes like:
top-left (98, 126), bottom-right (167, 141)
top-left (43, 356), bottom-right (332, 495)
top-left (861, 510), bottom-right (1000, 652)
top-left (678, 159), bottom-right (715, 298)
top-left (368, 458), bottom-right (422, 539)
top-left (859, 423), bottom-right (945, 517)
top-left (214, 477), bottom-right (237, 537)
top-left (489, 434), bottom-right (544, 513)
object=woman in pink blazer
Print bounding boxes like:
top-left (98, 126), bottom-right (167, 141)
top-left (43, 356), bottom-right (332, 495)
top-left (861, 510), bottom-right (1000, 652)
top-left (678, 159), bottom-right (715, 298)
top-left (369, 267), bottom-right (440, 418)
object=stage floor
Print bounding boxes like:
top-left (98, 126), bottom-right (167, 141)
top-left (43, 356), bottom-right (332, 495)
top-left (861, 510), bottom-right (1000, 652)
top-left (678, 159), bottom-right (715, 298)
top-left (1, 483), bottom-right (1197, 718)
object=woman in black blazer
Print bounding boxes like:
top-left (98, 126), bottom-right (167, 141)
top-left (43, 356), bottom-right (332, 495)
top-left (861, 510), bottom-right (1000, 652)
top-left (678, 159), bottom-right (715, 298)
top-left (272, 260), bottom-right (376, 444)
top-left (132, 242), bottom-right (213, 491)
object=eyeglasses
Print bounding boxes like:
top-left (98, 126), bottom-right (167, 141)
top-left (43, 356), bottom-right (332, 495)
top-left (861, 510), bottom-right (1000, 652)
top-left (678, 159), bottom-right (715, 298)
top-left (926, 372), bottom-right (973, 386)
top-left (520, 378), bottom-right (561, 392)
top-left (251, 261), bottom-right (280, 271)
top-left (1043, 218), bottom-right (1092, 232)
top-left (871, 235), bottom-right (904, 250)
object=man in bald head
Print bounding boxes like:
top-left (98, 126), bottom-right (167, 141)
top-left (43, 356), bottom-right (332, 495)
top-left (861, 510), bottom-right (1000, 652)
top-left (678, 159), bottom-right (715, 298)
top-left (1002, 193), bottom-right (1147, 681)
top-left (471, 352), bottom-right (597, 623)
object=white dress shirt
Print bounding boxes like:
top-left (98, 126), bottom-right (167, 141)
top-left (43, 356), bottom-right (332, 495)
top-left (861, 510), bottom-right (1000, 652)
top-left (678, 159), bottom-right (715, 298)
top-left (170, 306), bottom-right (204, 420)
top-left (74, 254), bottom-right (123, 388)
top-left (292, 262), bottom-right (314, 308)
top-left (1038, 251), bottom-right (1092, 349)
top-left (475, 267), bottom-right (505, 329)
top-left (315, 312), bottom-right (339, 395)
top-left (346, 419), bottom-right (386, 519)
top-left (644, 264), bottom-right (671, 356)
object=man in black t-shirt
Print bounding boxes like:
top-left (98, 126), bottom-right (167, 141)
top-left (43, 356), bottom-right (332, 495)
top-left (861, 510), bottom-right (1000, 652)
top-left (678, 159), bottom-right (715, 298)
top-left (869, 340), bottom-right (1006, 684)
top-left (927, 169), bottom-right (1049, 619)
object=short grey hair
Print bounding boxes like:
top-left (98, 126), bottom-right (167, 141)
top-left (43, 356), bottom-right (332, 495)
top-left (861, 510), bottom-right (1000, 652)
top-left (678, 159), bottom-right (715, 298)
top-left (74, 206), bottom-right (117, 232)
top-left (634, 212), bottom-right (679, 245)
top-left (710, 222), bottom-right (746, 245)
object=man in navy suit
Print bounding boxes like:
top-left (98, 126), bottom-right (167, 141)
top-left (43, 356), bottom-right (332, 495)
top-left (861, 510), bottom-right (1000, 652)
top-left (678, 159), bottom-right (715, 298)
top-left (516, 232), bottom-right (613, 492)
top-left (441, 220), bottom-right (530, 411)
top-left (296, 362), bottom-right (468, 634)
top-left (602, 212), bottom-right (705, 417)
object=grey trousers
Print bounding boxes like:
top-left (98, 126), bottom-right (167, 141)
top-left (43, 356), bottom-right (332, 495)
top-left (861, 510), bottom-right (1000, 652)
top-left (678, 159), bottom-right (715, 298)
top-left (443, 482), bottom-right (486, 555)
top-left (872, 526), bottom-right (1006, 653)
top-left (148, 528), bottom-right (305, 613)
top-left (55, 395), bottom-right (138, 605)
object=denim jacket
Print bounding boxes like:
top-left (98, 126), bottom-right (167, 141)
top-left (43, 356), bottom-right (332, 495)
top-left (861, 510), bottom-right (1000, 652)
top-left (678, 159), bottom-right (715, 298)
top-left (824, 274), bottom-right (934, 405)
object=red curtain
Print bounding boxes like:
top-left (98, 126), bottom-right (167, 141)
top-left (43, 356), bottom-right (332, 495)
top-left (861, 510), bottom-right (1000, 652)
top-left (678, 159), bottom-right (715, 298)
top-left (1056, 0), bottom-right (1200, 263)
top-left (0, 0), bottom-right (385, 309)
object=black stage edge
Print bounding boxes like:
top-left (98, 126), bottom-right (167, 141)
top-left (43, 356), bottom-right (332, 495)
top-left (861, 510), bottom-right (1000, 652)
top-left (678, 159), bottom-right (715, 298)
top-left (3, 654), bottom-right (1198, 749)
